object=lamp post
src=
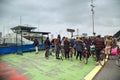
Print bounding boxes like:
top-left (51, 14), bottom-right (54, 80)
top-left (91, 0), bottom-right (96, 36)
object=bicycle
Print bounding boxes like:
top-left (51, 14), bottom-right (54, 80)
top-left (82, 48), bottom-right (90, 64)
top-left (99, 49), bottom-right (106, 65)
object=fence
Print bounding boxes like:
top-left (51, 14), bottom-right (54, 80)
top-left (0, 44), bottom-right (45, 54)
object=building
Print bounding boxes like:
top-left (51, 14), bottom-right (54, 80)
top-left (113, 30), bottom-right (120, 41)
top-left (1, 25), bottom-right (50, 45)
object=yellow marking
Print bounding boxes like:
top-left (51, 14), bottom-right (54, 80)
top-left (84, 58), bottom-right (108, 80)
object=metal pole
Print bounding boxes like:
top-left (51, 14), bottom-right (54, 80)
top-left (20, 16), bottom-right (22, 25)
top-left (91, 0), bottom-right (95, 36)
top-left (21, 29), bottom-right (23, 55)
top-left (92, 10), bottom-right (94, 34)
top-left (16, 32), bottom-right (18, 53)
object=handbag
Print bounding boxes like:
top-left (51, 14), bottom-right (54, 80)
top-left (111, 47), bottom-right (118, 55)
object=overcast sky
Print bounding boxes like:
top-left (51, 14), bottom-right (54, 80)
top-left (0, 0), bottom-right (120, 38)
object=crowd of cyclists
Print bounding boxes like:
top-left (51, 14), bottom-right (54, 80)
top-left (43, 34), bottom-right (120, 65)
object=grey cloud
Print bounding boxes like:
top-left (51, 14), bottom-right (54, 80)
top-left (57, 0), bottom-right (90, 24)
top-left (0, 0), bottom-right (120, 37)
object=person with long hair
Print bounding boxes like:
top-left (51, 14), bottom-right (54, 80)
top-left (105, 35), bottom-right (112, 59)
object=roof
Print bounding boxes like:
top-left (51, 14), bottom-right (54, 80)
top-left (29, 31), bottom-right (50, 35)
top-left (113, 30), bottom-right (120, 38)
top-left (11, 25), bottom-right (50, 35)
top-left (11, 25), bottom-right (36, 32)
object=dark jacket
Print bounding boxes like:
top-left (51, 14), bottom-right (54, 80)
top-left (44, 39), bottom-right (50, 49)
top-left (70, 39), bottom-right (74, 47)
top-left (76, 40), bottom-right (84, 52)
top-left (95, 38), bottom-right (105, 51)
top-left (56, 38), bottom-right (61, 51)
top-left (33, 39), bottom-right (39, 47)
top-left (64, 40), bottom-right (70, 52)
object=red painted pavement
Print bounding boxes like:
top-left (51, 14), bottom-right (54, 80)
top-left (0, 61), bottom-right (29, 80)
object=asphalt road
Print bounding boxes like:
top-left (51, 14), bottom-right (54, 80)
top-left (93, 56), bottom-right (120, 80)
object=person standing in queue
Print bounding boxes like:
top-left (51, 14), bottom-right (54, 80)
top-left (44, 37), bottom-right (51, 58)
top-left (33, 38), bottom-right (39, 54)
top-left (56, 34), bottom-right (61, 59)
top-left (104, 35), bottom-right (112, 59)
top-left (94, 35), bottom-right (105, 65)
top-left (76, 37), bottom-right (85, 61)
top-left (64, 37), bottom-right (70, 59)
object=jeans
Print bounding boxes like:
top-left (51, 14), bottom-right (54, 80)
top-left (95, 50), bottom-right (101, 62)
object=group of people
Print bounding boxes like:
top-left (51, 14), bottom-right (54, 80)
top-left (33, 34), bottom-right (120, 65)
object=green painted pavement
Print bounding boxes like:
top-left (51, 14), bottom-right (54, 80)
top-left (0, 51), bottom-right (96, 80)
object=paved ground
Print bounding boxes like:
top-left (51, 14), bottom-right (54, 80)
top-left (0, 51), bottom-right (96, 80)
top-left (93, 56), bottom-right (120, 80)
top-left (1, 51), bottom-right (119, 80)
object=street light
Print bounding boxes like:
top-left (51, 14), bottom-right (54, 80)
top-left (91, 0), bottom-right (96, 36)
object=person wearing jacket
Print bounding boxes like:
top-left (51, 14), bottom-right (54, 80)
top-left (64, 37), bottom-right (70, 59)
top-left (76, 37), bottom-right (85, 61)
top-left (44, 37), bottom-right (51, 58)
top-left (94, 35), bottom-right (105, 65)
top-left (33, 39), bottom-right (39, 54)
top-left (56, 34), bottom-right (61, 59)
top-left (73, 37), bottom-right (78, 56)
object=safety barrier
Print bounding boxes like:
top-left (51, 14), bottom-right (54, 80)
top-left (0, 44), bottom-right (46, 54)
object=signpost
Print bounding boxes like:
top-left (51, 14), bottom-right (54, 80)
top-left (67, 29), bottom-right (75, 38)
